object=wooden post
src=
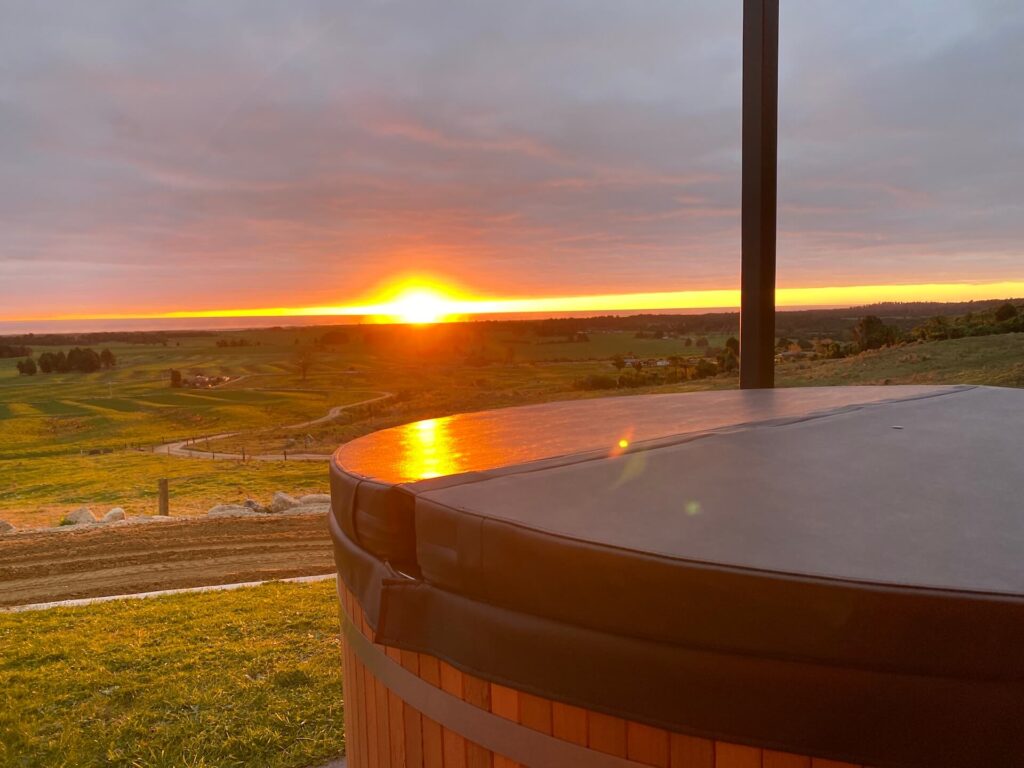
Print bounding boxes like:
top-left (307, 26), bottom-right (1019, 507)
top-left (158, 479), bottom-right (169, 516)
top-left (740, 0), bottom-right (779, 389)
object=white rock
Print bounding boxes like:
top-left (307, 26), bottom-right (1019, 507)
top-left (206, 504), bottom-right (256, 518)
top-left (0, 520), bottom-right (14, 534)
top-left (280, 502), bottom-right (330, 516)
top-left (63, 507), bottom-right (96, 525)
top-left (102, 507), bottom-right (126, 522)
top-left (269, 491), bottom-right (299, 513)
top-left (298, 493), bottom-right (331, 505)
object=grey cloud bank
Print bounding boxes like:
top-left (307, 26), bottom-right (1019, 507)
top-left (0, 0), bottom-right (1022, 317)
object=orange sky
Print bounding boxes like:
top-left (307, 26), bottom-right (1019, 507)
top-left (20, 278), bottom-right (1024, 327)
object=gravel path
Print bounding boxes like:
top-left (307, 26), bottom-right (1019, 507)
top-left (153, 391), bottom-right (393, 461)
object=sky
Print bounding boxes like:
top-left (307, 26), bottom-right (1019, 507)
top-left (1, 0), bottom-right (1023, 324)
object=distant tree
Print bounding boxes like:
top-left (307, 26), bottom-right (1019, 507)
top-left (0, 344), bottom-right (31, 359)
top-left (37, 352), bottom-right (55, 373)
top-left (611, 354), bottom-right (626, 372)
top-left (683, 337), bottom-right (693, 347)
top-left (16, 357), bottom-right (37, 375)
top-left (66, 347), bottom-right (101, 373)
top-left (170, 369), bottom-right (183, 388)
top-left (694, 358), bottom-right (717, 378)
top-left (775, 337), bottom-right (792, 352)
top-left (851, 316), bottom-right (899, 351)
top-left (294, 349), bottom-right (316, 381)
top-left (717, 340), bottom-right (739, 373)
top-left (719, 350), bottom-right (738, 373)
top-left (695, 336), bottom-right (709, 348)
top-left (995, 303), bottom-right (1018, 323)
top-left (914, 316), bottom-right (950, 342)
top-left (100, 348), bottom-right (116, 368)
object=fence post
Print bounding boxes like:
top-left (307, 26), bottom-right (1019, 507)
top-left (158, 479), bottom-right (169, 516)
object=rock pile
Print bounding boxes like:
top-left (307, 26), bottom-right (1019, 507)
top-left (205, 492), bottom-right (330, 519)
top-left (62, 507), bottom-right (97, 525)
top-left (0, 520), bottom-right (14, 534)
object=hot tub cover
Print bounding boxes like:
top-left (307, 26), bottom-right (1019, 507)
top-left (330, 385), bottom-right (1024, 768)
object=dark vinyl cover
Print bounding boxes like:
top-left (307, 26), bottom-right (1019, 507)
top-left (330, 386), bottom-right (1024, 768)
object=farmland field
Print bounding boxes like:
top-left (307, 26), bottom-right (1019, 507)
top-left (2, 322), bottom-right (1024, 527)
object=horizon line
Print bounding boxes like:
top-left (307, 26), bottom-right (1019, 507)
top-left (4, 279), bottom-right (1024, 325)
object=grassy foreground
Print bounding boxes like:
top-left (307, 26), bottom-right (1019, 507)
top-left (0, 580), bottom-right (344, 768)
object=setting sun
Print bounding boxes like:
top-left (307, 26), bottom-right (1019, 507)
top-left (387, 287), bottom-right (452, 324)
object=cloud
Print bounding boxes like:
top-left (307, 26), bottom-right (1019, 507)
top-left (0, 0), bottom-right (1021, 318)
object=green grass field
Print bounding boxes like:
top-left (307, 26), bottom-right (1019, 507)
top-left (0, 580), bottom-right (344, 768)
top-left (3, 324), bottom-right (1024, 527)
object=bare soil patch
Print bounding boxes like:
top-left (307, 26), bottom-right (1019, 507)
top-left (0, 514), bottom-right (334, 607)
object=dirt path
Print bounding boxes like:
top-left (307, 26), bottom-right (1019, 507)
top-left (155, 391), bottom-right (393, 461)
top-left (0, 515), bottom-right (335, 608)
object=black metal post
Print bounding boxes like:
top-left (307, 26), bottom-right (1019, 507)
top-left (740, 0), bottom-right (779, 388)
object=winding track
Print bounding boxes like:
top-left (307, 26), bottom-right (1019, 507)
top-left (153, 391), bottom-right (393, 461)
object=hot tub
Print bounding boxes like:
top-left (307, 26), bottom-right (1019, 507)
top-left (329, 385), bottom-right (1024, 767)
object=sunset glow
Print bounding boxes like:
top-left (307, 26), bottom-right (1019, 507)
top-left (17, 279), bottom-right (1024, 326)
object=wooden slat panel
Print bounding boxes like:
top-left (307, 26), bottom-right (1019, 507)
top-left (588, 711), bottom-right (628, 757)
top-left (362, 663), bottom-right (380, 768)
top-left (421, 715), bottom-right (445, 768)
top-left (463, 675), bottom-right (494, 767)
top-left (341, 645), bottom-right (354, 768)
top-left (396, 648), bottom-right (424, 768)
top-left (463, 674), bottom-right (491, 711)
top-left (357, 655), bottom-right (372, 768)
top-left (343, 645), bottom-right (358, 768)
top-left (418, 655), bottom-right (444, 768)
top-left (388, 687), bottom-right (407, 767)
top-left (715, 743), bottom-right (762, 768)
top-left (670, 734), bottom-right (714, 768)
top-left (764, 751), bottom-right (812, 768)
top-left (419, 654), bottom-right (441, 688)
top-left (518, 692), bottom-right (553, 735)
top-left (627, 721), bottom-right (670, 767)
top-left (811, 760), bottom-right (861, 768)
top-left (490, 684), bottom-right (519, 721)
top-left (489, 684), bottom-right (519, 767)
top-left (439, 661), bottom-right (464, 697)
top-left (439, 663), bottom-right (468, 768)
top-left (378, 675), bottom-right (394, 768)
top-left (442, 726), bottom-right (469, 768)
top-left (403, 700), bottom-right (425, 768)
top-left (552, 702), bottom-right (587, 746)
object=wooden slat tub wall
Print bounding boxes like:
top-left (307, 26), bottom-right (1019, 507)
top-left (339, 586), bottom-right (870, 768)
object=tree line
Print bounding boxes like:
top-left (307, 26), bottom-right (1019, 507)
top-left (1, 344), bottom-right (31, 359)
top-left (15, 347), bottom-right (116, 375)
